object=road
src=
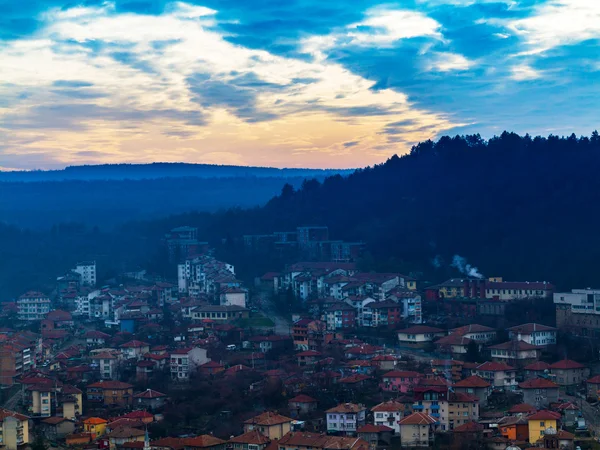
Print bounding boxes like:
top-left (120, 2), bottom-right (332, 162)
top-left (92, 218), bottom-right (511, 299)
top-left (255, 292), bottom-right (291, 336)
top-left (564, 393), bottom-right (600, 436)
top-left (2, 389), bottom-right (22, 410)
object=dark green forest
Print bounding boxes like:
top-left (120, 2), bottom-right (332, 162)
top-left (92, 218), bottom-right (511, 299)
top-left (2, 131), bottom-right (600, 299)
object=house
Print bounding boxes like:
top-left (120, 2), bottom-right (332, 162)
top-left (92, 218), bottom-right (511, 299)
top-left (366, 301), bottom-right (403, 328)
top-left (248, 335), bottom-right (292, 354)
top-left (17, 292), bottom-right (51, 321)
top-left (191, 305), bottom-right (249, 322)
top-left (0, 408), bottom-right (30, 450)
top-left (87, 380), bottom-right (134, 407)
top-left (476, 362), bottom-right (517, 391)
top-left (344, 344), bottom-right (382, 360)
top-left (134, 389), bottom-right (167, 411)
top-left (452, 422), bottom-right (484, 448)
top-left (106, 427), bottom-right (146, 450)
top-left (453, 375), bottom-right (491, 406)
top-left (183, 435), bottom-right (226, 450)
top-left (508, 403), bottom-right (537, 416)
top-left (412, 386), bottom-right (448, 430)
top-left (398, 413), bottom-right (437, 448)
top-left (278, 431), bottom-right (369, 450)
top-left (296, 350), bottom-right (321, 366)
top-left (228, 430), bottom-right (271, 450)
top-left (370, 355), bottom-right (397, 372)
top-left (431, 359), bottom-right (464, 382)
top-left (199, 361), bottom-right (225, 376)
top-left (523, 361), bottom-right (551, 380)
top-left (549, 359), bottom-right (589, 386)
top-left (243, 412), bottom-right (293, 439)
top-left (120, 340), bottom-right (150, 360)
top-left (371, 400), bottom-right (407, 435)
top-left (325, 304), bottom-right (356, 330)
top-left (508, 323), bottom-right (557, 346)
top-left (91, 351), bottom-right (119, 380)
top-left (556, 402), bottom-right (580, 427)
top-left (288, 394), bottom-right (318, 418)
top-left (434, 334), bottom-right (475, 360)
top-left (39, 417), bottom-right (76, 439)
top-left (519, 378), bottom-right (560, 408)
top-left (122, 410), bottom-right (154, 424)
top-left (498, 415), bottom-right (529, 442)
top-left (357, 425), bottom-right (393, 450)
top-left (85, 330), bottom-right (111, 347)
top-left (449, 324), bottom-right (496, 342)
top-left (66, 433), bottom-right (93, 446)
top-left (527, 410), bottom-right (561, 444)
top-left (83, 417), bottom-right (108, 437)
top-left (397, 325), bottom-right (445, 347)
top-left (488, 341), bottom-right (542, 367)
top-left (170, 347), bottom-right (210, 381)
top-left (326, 403), bottom-right (367, 436)
top-left (220, 287), bottom-right (248, 308)
top-left (380, 370), bottom-right (422, 393)
top-left (586, 375), bottom-right (600, 400)
top-left (292, 319), bottom-right (326, 351)
top-left (448, 393), bottom-right (479, 430)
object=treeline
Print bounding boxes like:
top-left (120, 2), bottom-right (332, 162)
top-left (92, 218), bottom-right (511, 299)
top-left (135, 131), bottom-right (600, 290)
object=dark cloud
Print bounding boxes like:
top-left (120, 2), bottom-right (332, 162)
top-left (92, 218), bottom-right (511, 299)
top-left (343, 140), bottom-right (359, 147)
top-left (52, 80), bottom-right (94, 88)
top-left (110, 51), bottom-right (157, 74)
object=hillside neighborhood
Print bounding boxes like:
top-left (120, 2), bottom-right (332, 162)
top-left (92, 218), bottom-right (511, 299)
top-left (1, 226), bottom-right (600, 450)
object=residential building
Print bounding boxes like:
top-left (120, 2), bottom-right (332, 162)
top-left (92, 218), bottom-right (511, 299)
top-left (228, 430), bottom-right (271, 450)
top-left (523, 361), bottom-right (551, 380)
top-left (554, 288), bottom-right (600, 336)
top-left (85, 330), bottom-right (111, 347)
top-left (519, 378), bottom-right (559, 409)
top-left (476, 362), bottom-right (517, 391)
top-left (292, 318), bottom-right (326, 351)
top-left (449, 324), bottom-right (496, 342)
top-left (191, 305), bottom-right (249, 322)
top-left (278, 431), bottom-right (369, 450)
top-left (86, 380), bottom-right (133, 408)
top-left (527, 410), bottom-right (560, 444)
top-left (177, 255), bottom-right (236, 297)
top-left (412, 387), bottom-right (448, 430)
top-left (587, 375), bottom-right (600, 400)
top-left (296, 350), bottom-right (321, 366)
top-left (453, 376), bottom-right (491, 407)
top-left (288, 394), bottom-right (318, 418)
top-left (91, 352), bottom-right (119, 380)
top-left (74, 261), bottom-right (97, 286)
top-left (434, 334), bottom-right (476, 360)
top-left (106, 427), bottom-right (145, 450)
top-left (134, 389), bottom-right (167, 411)
top-left (0, 408), bottom-right (30, 450)
top-left (549, 359), bottom-right (589, 386)
top-left (397, 325), bottom-right (445, 347)
top-left (507, 323), bottom-right (557, 346)
top-left (357, 425), bottom-right (393, 450)
top-left (448, 393), bottom-right (479, 431)
top-left (166, 226), bottom-right (205, 263)
top-left (170, 347), bottom-right (210, 381)
top-left (380, 370), bottom-right (422, 393)
top-left (83, 417), bottom-right (108, 437)
top-left (325, 304), bottom-right (356, 330)
top-left (498, 415), bottom-right (529, 442)
top-left (398, 413), bottom-right (437, 448)
top-left (243, 412), bottom-right (293, 439)
top-left (39, 417), bottom-right (75, 439)
top-left (488, 341), bottom-right (542, 367)
top-left (17, 292), bottom-right (51, 321)
top-left (121, 340), bottom-right (150, 360)
top-left (426, 278), bottom-right (553, 301)
top-left (371, 401), bottom-right (407, 435)
top-left (326, 403), bottom-right (367, 436)
top-left (183, 435), bottom-right (227, 450)
top-left (248, 335), bottom-right (291, 353)
top-left (386, 289), bottom-right (422, 324)
top-left (219, 288), bottom-right (247, 308)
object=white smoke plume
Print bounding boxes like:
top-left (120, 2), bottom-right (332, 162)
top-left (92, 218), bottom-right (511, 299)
top-left (451, 255), bottom-right (483, 279)
top-left (431, 255), bottom-right (443, 269)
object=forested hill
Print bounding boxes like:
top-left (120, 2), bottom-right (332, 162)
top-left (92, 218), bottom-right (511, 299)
top-left (0, 163), bottom-right (352, 182)
top-left (144, 131), bottom-right (600, 290)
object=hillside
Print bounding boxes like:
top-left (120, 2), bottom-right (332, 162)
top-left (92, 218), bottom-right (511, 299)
top-left (144, 131), bottom-right (600, 290)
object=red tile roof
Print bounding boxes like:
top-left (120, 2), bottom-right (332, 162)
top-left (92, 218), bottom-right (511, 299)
top-left (382, 370), bottom-right (422, 378)
top-left (87, 380), bottom-right (133, 389)
top-left (399, 412), bottom-right (437, 425)
top-left (120, 340), bottom-right (149, 348)
top-left (134, 389), bottom-right (166, 399)
top-left (451, 324), bottom-right (495, 336)
top-left (244, 412), bottom-right (293, 426)
top-left (0, 408), bottom-right (28, 421)
top-left (357, 424), bottom-right (393, 433)
top-left (527, 410), bottom-right (561, 420)
top-left (326, 403), bottom-right (366, 414)
top-left (296, 350), bottom-right (322, 357)
top-left (588, 375), bottom-right (600, 384)
top-left (228, 430), bottom-right (270, 445)
top-left (289, 394), bottom-right (317, 403)
top-left (453, 422), bottom-right (484, 433)
top-left (524, 361), bottom-right (551, 371)
top-left (488, 340), bottom-right (541, 351)
top-left (371, 400), bottom-right (405, 413)
top-left (454, 375), bottom-right (491, 388)
top-left (477, 361), bottom-right (515, 372)
top-left (398, 325), bottom-right (444, 334)
top-left (519, 378), bottom-right (559, 389)
top-left (183, 435), bottom-right (227, 448)
top-left (508, 323), bottom-right (557, 333)
top-left (549, 359), bottom-right (586, 370)
top-left (508, 403), bottom-right (537, 414)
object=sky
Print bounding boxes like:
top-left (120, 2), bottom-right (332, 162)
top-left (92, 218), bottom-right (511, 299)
top-left (0, 0), bottom-right (599, 170)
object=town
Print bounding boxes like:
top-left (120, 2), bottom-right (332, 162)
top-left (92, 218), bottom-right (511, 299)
top-left (1, 225), bottom-right (599, 450)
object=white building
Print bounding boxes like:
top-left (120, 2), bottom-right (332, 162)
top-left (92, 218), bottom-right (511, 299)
top-left (554, 288), bottom-right (600, 315)
top-left (170, 347), bottom-right (210, 381)
top-left (17, 292), bottom-right (51, 321)
top-left (219, 287), bottom-right (247, 308)
top-left (178, 256), bottom-right (236, 297)
top-left (507, 323), bottom-right (557, 346)
top-left (74, 261), bottom-right (96, 287)
top-left (91, 352), bottom-right (119, 380)
top-left (326, 403), bottom-right (367, 436)
top-left (449, 324), bottom-right (496, 342)
top-left (371, 401), bottom-right (405, 435)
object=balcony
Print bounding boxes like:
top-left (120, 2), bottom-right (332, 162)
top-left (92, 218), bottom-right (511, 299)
top-left (431, 413), bottom-right (440, 418)
top-left (430, 404), bottom-right (440, 410)
top-left (412, 404), bottom-right (424, 410)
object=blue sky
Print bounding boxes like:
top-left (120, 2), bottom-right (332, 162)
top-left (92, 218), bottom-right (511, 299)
top-left (0, 0), bottom-right (598, 169)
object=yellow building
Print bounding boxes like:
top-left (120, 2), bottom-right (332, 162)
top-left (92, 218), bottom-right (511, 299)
top-left (83, 417), bottom-right (108, 437)
top-left (406, 279), bottom-right (417, 291)
top-left (527, 411), bottom-right (559, 444)
top-left (243, 411), bottom-right (293, 439)
top-left (0, 408), bottom-right (30, 450)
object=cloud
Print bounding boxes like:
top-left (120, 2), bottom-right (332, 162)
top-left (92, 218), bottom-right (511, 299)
top-left (425, 52), bottom-right (473, 72)
top-left (510, 64), bottom-right (542, 81)
top-left (0, 1), bottom-right (461, 169)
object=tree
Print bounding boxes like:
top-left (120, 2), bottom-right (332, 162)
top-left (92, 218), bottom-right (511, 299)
top-left (465, 340), bottom-right (481, 363)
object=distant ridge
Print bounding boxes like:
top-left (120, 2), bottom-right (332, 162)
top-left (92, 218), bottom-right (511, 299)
top-left (0, 162), bottom-right (354, 182)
